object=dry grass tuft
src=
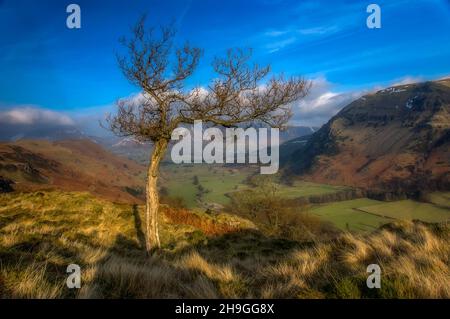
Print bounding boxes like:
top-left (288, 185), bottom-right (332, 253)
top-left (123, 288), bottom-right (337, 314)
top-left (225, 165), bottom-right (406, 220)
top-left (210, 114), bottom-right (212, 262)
top-left (0, 191), bottom-right (449, 299)
top-left (162, 206), bottom-right (253, 236)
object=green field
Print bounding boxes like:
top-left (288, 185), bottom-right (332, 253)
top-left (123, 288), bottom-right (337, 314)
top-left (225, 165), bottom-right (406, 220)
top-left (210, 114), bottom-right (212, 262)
top-left (162, 164), bottom-right (349, 208)
top-left (276, 181), bottom-right (350, 198)
top-left (311, 199), bottom-right (391, 232)
top-left (162, 164), bottom-right (450, 231)
top-left (312, 195), bottom-right (450, 232)
top-left (423, 192), bottom-right (450, 209)
top-left (358, 199), bottom-right (450, 223)
top-left (162, 164), bottom-right (252, 207)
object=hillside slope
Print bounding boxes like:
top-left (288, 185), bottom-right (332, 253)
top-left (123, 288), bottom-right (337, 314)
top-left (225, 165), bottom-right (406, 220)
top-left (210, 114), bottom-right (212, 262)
top-left (285, 79), bottom-right (450, 193)
top-left (0, 139), bottom-right (145, 203)
top-left (0, 191), bottom-right (448, 298)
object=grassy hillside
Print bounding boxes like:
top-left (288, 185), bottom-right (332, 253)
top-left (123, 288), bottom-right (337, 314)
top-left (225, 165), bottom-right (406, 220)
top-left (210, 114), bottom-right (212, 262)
top-left (0, 139), bottom-right (146, 203)
top-left (0, 191), bottom-right (449, 298)
top-left (284, 79), bottom-right (450, 192)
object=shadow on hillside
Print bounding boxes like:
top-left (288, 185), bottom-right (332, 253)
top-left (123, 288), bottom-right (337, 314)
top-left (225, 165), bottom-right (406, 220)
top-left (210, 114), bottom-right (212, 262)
top-left (80, 223), bottom-right (319, 298)
top-left (78, 204), bottom-right (392, 298)
top-left (132, 204), bottom-right (146, 250)
top-left (68, 219), bottom-right (443, 298)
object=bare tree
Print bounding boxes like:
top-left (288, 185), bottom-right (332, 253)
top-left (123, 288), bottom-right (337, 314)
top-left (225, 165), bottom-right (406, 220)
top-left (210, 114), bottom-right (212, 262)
top-left (107, 17), bottom-right (310, 253)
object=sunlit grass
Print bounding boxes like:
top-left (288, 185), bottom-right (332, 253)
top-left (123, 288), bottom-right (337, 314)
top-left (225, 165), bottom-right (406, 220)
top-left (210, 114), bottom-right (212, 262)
top-left (0, 191), bottom-right (449, 299)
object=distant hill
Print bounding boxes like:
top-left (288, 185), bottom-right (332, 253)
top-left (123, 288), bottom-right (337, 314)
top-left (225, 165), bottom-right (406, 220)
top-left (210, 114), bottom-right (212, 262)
top-left (279, 135), bottom-right (311, 164)
top-left (105, 125), bottom-right (318, 165)
top-left (107, 137), bottom-right (152, 165)
top-left (283, 79), bottom-right (450, 193)
top-left (0, 123), bottom-right (88, 141)
top-left (279, 126), bottom-right (318, 142)
top-left (0, 139), bottom-right (145, 203)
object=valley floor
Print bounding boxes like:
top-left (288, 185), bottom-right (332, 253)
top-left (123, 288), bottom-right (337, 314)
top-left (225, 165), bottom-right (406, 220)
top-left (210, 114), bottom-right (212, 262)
top-left (161, 164), bottom-right (450, 233)
top-left (0, 191), bottom-right (449, 299)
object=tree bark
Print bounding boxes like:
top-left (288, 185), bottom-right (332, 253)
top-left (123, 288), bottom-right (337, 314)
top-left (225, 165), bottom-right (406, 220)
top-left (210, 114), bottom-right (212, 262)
top-left (145, 138), bottom-right (168, 253)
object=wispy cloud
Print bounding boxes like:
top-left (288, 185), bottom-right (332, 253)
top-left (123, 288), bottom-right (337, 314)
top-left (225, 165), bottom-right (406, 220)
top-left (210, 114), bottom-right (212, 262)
top-left (266, 36), bottom-right (297, 53)
top-left (298, 25), bottom-right (340, 35)
top-left (262, 23), bottom-right (341, 53)
top-left (264, 30), bottom-right (289, 37)
top-left (0, 106), bottom-right (74, 126)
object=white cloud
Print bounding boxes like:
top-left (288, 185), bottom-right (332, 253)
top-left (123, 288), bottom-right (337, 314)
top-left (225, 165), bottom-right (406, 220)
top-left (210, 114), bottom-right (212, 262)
top-left (266, 36), bottom-right (297, 53)
top-left (298, 25), bottom-right (339, 35)
top-left (0, 106), bottom-right (75, 126)
top-left (120, 79), bottom-right (362, 129)
top-left (291, 77), bottom-right (363, 127)
top-left (290, 75), bottom-right (438, 127)
top-left (264, 30), bottom-right (289, 37)
top-left (263, 24), bottom-right (339, 53)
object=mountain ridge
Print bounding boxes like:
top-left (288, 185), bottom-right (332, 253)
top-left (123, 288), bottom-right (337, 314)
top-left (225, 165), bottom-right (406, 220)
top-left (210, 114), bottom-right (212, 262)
top-left (283, 79), bottom-right (450, 193)
top-left (0, 139), bottom-right (146, 203)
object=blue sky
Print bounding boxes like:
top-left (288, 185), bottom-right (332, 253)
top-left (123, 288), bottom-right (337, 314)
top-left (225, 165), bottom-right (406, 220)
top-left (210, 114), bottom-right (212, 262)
top-left (1, 0), bottom-right (450, 129)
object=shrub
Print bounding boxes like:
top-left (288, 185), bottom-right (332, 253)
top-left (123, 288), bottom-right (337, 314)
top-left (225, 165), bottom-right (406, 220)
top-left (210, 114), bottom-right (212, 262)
top-left (229, 178), bottom-right (337, 241)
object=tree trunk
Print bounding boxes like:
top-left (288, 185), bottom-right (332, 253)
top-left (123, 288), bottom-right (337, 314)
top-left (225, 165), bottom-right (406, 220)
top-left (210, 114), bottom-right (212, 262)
top-left (145, 138), bottom-right (168, 253)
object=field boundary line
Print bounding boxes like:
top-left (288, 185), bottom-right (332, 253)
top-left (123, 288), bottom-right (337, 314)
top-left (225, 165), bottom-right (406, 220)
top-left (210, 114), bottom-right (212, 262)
top-left (352, 207), bottom-right (398, 220)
